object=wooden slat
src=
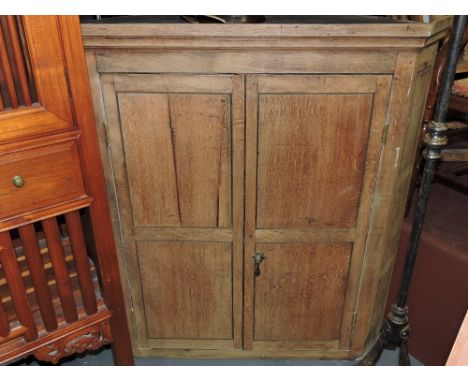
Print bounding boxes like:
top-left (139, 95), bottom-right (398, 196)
top-left (1, 265), bottom-right (94, 305)
top-left (449, 94), bottom-right (468, 113)
top-left (6, 16), bottom-right (32, 106)
top-left (441, 148), bottom-right (468, 162)
top-left (0, 231), bottom-right (37, 341)
top-left (0, 25), bottom-right (19, 108)
top-left (0, 253), bottom-right (74, 291)
top-left (0, 300), bottom-right (9, 337)
top-left (0, 90), bottom-right (4, 111)
top-left (0, 325), bottom-right (26, 345)
top-left (42, 217), bottom-right (78, 323)
top-left (18, 224), bottom-right (58, 332)
top-left (65, 211), bottom-right (98, 315)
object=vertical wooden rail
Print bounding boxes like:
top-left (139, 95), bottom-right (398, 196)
top-left (59, 16), bottom-right (134, 365)
top-left (5, 16), bottom-right (32, 106)
top-left (18, 224), bottom-right (58, 331)
top-left (243, 76), bottom-right (258, 351)
top-left (0, 25), bottom-right (19, 108)
top-left (0, 300), bottom-right (10, 338)
top-left (42, 218), bottom-right (78, 323)
top-left (65, 211), bottom-right (98, 315)
top-left (0, 231), bottom-right (37, 341)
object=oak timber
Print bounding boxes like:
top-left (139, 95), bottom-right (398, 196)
top-left (83, 18), bottom-right (449, 359)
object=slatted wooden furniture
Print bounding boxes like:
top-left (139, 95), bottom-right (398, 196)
top-left (82, 16), bottom-right (451, 360)
top-left (0, 16), bottom-right (133, 365)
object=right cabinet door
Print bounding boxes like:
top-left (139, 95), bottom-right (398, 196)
top-left (244, 75), bottom-right (392, 352)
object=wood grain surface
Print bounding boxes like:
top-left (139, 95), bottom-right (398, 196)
top-left (256, 93), bottom-right (372, 229)
top-left (118, 92), bottom-right (230, 228)
top-left (138, 242), bottom-right (233, 340)
top-left (84, 20), bottom-right (448, 358)
top-left (0, 140), bottom-right (85, 219)
top-left (254, 243), bottom-right (351, 341)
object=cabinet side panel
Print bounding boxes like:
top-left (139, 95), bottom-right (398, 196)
top-left (350, 46), bottom-right (438, 356)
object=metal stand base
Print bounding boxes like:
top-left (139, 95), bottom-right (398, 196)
top-left (359, 305), bottom-right (410, 366)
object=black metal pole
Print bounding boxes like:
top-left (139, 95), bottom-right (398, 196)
top-left (359, 15), bottom-right (467, 366)
top-left (396, 14), bottom-right (467, 309)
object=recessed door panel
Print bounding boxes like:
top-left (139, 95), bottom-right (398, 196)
top-left (257, 93), bottom-right (373, 229)
top-left (254, 243), bottom-right (351, 341)
top-left (138, 242), bottom-right (233, 340)
top-left (118, 92), bottom-right (230, 228)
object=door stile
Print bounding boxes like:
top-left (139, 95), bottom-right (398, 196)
top-left (243, 75), bottom-right (258, 350)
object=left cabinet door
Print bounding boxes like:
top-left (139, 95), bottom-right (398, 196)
top-left (100, 73), bottom-right (245, 352)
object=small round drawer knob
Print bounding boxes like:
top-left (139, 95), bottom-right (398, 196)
top-left (12, 175), bottom-right (25, 188)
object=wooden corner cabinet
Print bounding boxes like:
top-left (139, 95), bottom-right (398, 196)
top-left (0, 16), bottom-right (133, 365)
top-left (82, 16), bottom-right (451, 359)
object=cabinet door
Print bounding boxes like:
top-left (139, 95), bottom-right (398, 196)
top-left (244, 75), bottom-right (391, 352)
top-left (101, 74), bottom-right (244, 350)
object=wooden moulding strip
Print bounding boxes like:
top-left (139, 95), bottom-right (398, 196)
top-left (80, 18), bottom-right (451, 39)
top-left (0, 196), bottom-right (93, 233)
top-left (135, 347), bottom-right (352, 360)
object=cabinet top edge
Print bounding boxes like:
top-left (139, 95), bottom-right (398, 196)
top-left (80, 17), bottom-right (452, 40)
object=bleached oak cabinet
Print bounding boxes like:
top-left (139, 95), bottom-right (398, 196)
top-left (82, 17), bottom-right (450, 359)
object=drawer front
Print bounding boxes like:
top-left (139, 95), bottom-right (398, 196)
top-left (0, 140), bottom-right (86, 219)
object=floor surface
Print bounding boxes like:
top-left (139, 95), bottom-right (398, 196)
top-left (13, 346), bottom-right (424, 366)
